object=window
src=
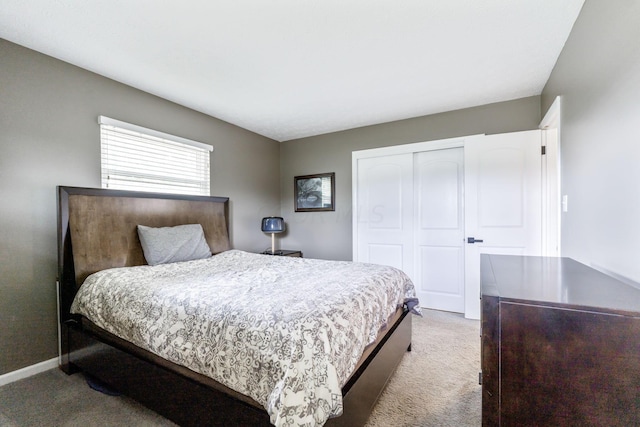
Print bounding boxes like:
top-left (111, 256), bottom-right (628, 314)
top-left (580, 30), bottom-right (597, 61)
top-left (99, 116), bottom-right (212, 196)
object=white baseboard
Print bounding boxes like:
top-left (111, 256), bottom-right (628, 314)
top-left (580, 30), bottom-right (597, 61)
top-left (0, 358), bottom-right (59, 387)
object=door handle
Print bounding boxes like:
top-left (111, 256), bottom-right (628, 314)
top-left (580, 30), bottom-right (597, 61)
top-left (467, 237), bottom-right (484, 244)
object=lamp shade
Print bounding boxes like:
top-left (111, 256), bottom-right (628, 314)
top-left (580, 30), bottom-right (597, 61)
top-left (261, 217), bottom-right (285, 233)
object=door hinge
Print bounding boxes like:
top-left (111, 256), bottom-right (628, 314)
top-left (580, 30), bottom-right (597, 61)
top-left (541, 146), bottom-right (546, 155)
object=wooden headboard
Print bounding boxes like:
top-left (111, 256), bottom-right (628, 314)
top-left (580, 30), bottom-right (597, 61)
top-left (57, 186), bottom-right (230, 319)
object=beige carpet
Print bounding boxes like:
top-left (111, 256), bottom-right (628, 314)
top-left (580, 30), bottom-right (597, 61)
top-left (0, 310), bottom-right (480, 426)
top-left (0, 368), bottom-right (176, 427)
top-left (366, 309), bottom-right (481, 427)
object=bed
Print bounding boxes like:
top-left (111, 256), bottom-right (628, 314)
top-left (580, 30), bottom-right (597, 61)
top-left (57, 186), bottom-right (418, 427)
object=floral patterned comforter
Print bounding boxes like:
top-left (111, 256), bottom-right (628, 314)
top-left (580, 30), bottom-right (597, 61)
top-left (71, 250), bottom-right (420, 426)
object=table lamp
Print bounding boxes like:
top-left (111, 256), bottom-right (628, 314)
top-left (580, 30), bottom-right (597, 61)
top-left (261, 216), bottom-right (285, 255)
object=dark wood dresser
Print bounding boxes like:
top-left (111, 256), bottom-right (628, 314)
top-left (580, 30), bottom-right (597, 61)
top-left (481, 254), bottom-right (640, 426)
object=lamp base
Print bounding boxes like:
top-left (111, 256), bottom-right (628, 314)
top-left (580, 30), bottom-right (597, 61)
top-left (261, 249), bottom-right (284, 255)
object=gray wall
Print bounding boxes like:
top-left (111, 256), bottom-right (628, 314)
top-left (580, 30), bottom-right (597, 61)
top-left (0, 39), bottom-right (280, 375)
top-left (542, 0), bottom-right (640, 283)
top-left (279, 96), bottom-right (542, 260)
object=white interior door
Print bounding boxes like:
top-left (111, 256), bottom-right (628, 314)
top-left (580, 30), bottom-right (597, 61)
top-left (464, 130), bottom-right (543, 318)
top-left (414, 148), bottom-right (465, 312)
top-left (355, 153), bottom-right (414, 276)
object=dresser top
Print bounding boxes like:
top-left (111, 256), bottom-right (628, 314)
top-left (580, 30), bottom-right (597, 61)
top-left (481, 255), bottom-right (640, 315)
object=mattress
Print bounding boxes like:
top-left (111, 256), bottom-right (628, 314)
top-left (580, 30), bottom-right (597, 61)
top-left (71, 250), bottom-right (420, 426)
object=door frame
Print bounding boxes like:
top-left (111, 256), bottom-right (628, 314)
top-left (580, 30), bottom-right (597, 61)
top-left (352, 132), bottom-right (560, 318)
top-left (540, 96), bottom-right (562, 257)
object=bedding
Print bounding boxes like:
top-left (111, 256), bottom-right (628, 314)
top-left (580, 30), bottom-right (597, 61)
top-left (70, 250), bottom-right (419, 427)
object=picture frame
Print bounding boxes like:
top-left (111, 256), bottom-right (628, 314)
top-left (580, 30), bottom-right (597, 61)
top-left (294, 172), bottom-right (335, 212)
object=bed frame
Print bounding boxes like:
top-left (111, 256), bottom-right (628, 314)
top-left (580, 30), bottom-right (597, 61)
top-left (57, 186), bottom-right (411, 427)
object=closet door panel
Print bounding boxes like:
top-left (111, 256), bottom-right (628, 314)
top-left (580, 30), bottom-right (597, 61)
top-left (414, 148), bottom-right (465, 313)
top-left (355, 154), bottom-right (414, 275)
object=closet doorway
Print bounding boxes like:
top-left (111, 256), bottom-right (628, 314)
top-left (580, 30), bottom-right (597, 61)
top-left (353, 130), bottom-right (549, 319)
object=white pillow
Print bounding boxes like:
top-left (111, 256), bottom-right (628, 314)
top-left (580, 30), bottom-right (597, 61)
top-left (137, 224), bottom-right (212, 266)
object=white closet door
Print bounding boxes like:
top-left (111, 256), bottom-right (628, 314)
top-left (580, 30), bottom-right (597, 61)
top-left (353, 131), bottom-right (544, 319)
top-left (414, 148), bottom-right (465, 312)
top-left (355, 154), bottom-right (414, 277)
top-left (464, 130), bottom-right (543, 318)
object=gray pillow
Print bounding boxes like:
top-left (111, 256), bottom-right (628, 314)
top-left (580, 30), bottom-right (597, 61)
top-left (137, 224), bottom-right (212, 266)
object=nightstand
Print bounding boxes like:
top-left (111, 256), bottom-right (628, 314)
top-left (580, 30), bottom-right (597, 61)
top-left (260, 249), bottom-right (303, 258)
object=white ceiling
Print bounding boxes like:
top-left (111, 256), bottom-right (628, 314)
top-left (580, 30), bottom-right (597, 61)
top-left (0, 1), bottom-right (584, 142)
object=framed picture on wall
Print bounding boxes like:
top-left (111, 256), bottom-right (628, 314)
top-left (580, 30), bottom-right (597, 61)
top-left (294, 172), bottom-right (335, 212)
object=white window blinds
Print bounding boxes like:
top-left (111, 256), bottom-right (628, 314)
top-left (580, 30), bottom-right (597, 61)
top-left (99, 116), bottom-right (213, 196)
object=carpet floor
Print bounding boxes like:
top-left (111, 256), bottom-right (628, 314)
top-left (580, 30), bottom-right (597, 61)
top-left (366, 309), bottom-right (481, 427)
top-left (0, 310), bottom-right (480, 426)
